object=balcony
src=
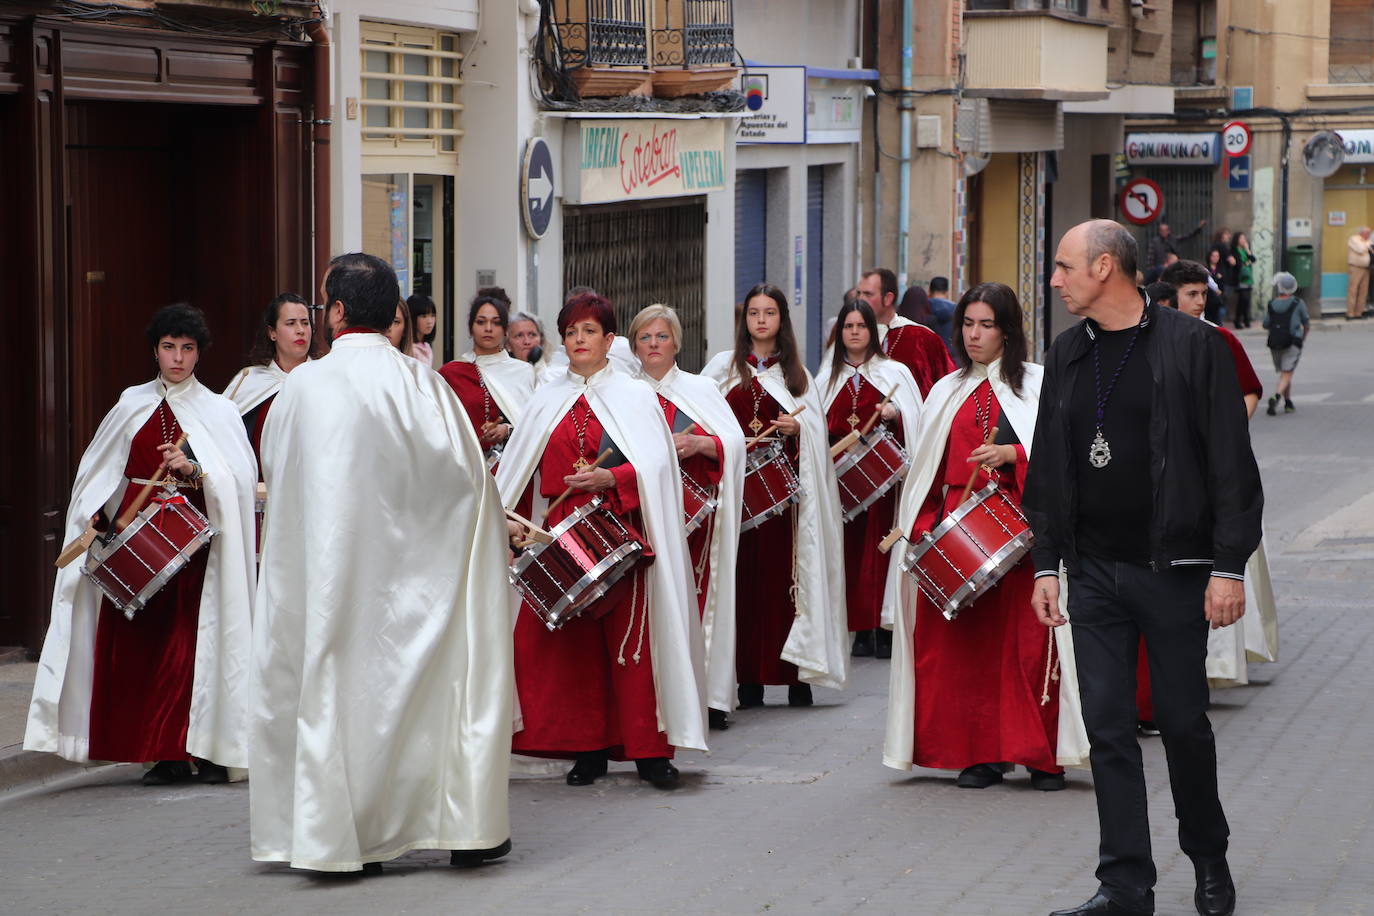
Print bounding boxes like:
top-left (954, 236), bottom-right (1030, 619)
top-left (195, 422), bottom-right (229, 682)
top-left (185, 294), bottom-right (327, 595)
top-left (651, 0), bottom-right (738, 97)
top-left (962, 7), bottom-right (1110, 101)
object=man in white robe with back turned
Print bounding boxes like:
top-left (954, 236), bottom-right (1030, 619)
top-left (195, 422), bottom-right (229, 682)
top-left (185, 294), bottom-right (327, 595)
top-left (249, 252), bottom-right (515, 874)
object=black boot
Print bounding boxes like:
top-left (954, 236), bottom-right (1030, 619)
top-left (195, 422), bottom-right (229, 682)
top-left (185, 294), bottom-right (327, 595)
top-left (194, 759), bottom-right (228, 784)
top-left (635, 757), bottom-right (680, 789)
top-left (788, 684), bottom-right (813, 707)
top-left (565, 750), bottom-right (609, 786)
top-left (1194, 858), bottom-right (1236, 916)
top-left (874, 628), bottom-right (892, 659)
top-left (450, 839), bottom-right (512, 869)
top-left (737, 683), bottom-right (764, 708)
top-left (851, 629), bottom-right (875, 657)
top-left (141, 760), bottom-right (193, 786)
top-left (955, 763), bottom-right (1004, 788)
top-left (708, 708), bottom-right (730, 730)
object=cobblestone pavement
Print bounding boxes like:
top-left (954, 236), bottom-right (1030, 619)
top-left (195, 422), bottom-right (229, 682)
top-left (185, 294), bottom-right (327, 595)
top-left (1, 324), bottom-right (1371, 916)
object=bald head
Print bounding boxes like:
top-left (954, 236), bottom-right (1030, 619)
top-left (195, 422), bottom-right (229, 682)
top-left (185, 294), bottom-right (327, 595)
top-left (1051, 220), bottom-right (1145, 329)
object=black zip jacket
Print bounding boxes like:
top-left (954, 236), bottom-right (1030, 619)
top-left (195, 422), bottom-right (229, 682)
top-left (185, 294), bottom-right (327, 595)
top-left (1023, 294), bottom-right (1263, 579)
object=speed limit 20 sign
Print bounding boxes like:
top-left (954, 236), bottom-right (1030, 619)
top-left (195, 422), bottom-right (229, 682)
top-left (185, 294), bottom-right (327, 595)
top-left (1221, 120), bottom-right (1252, 157)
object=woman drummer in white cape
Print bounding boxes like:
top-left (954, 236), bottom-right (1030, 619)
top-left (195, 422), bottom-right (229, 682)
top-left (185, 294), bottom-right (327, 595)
top-left (701, 283), bottom-right (848, 710)
top-left (881, 282), bottom-right (1088, 789)
top-left (630, 304), bottom-right (747, 732)
top-left (438, 293), bottom-right (536, 467)
top-left (25, 304), bottom-right (257, 786)
top-left (223, 293), bottom-right (316, 462)
top-left (816, 298), bottom-right (924, 660)
top-left (496, 292), bottom-right (706, 789)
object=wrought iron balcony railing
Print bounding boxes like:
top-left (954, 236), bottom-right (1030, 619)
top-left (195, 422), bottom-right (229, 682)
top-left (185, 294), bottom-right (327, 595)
top-left (558, 0), bottom-right (650, 69)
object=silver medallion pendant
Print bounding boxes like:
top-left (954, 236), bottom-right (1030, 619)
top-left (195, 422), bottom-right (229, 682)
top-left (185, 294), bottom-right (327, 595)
top-left (1089, 430), bottom-right (1112, 469)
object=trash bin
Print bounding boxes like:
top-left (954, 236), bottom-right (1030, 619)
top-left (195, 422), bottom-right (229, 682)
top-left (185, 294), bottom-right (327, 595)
top-left (1286, 244), bottom-right (1314, 290)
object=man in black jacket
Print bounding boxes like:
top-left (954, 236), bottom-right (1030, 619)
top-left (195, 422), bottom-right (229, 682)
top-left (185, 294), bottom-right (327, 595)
top-left (1026, 220), bottom-right (1262, 916)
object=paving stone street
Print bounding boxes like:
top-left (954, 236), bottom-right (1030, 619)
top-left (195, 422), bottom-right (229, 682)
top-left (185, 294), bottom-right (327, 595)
top-left (2, 324), bottom-right (1372, 916)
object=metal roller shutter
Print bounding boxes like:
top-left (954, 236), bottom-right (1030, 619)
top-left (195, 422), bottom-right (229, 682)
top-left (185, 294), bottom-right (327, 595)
top-left (735, 169), bottom-right (768, 305)
top-left (806, 166), bottom-right (825, 367)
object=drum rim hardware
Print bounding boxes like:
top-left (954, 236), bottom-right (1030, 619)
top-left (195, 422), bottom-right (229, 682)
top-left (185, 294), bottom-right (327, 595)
top-left (739, 439), bottom-right (803, 533)
top-left (834, 426), bottom-right (911, 523)
top-left (81, 495), bottom-right (218, 620)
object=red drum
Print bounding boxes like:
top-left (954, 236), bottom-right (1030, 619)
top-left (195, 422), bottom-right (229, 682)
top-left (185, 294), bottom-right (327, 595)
top-left (681, 470), bottom-right (718, 535)
top-left (834, 426), bottom-right (910, 523)
top-left (510, 496), bottom-right (648, 631)
top-left (899, 481), bottom-right (1034, 620)
top-left (82, 493), bottom-right (218, 620)
top-left (740, 439), bottom-right (802, 533)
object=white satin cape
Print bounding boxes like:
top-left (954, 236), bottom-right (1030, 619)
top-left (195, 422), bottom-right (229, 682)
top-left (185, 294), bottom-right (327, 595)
top-left (1204, 532), bottom-right (1279, 685)
top-left (249, 333), bottom-right (514, 871)
top-left (539, 335), bottom-right (639, 385)
top-left (459, 350), bottom-right (537, 425)
top-left (224, 360), bottom-right (307, 415)
top-left (494, 362), bottom-right (708, 752)
top-left (879, 360), bottom-right (1091, 769)
top-left (700, 351), bottom-right (849, 691)
top-left (25, 376), bottom-right (258, 766)
top-left (635, 364), bottom-right (746, 715)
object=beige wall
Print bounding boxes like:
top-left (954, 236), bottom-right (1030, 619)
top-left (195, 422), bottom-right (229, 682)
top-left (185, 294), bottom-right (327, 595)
top-left (733, 0), bottom-right (860, 70)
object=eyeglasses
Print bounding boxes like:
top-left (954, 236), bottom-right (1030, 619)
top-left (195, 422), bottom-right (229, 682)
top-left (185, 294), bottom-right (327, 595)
top-left (637, 333), bottom-right (673, 344)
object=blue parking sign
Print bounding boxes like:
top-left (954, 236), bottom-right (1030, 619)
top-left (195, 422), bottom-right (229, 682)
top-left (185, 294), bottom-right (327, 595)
top-left (1228, 155), bottom-right (1251, 191)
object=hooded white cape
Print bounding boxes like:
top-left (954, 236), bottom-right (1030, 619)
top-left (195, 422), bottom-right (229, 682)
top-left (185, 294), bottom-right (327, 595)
top-left (635, 364), bottom-right (747, 715)
top-left (249, 333), bottom-right (514, 871)
top-left (224, 360), bottom-right (305, 415)
top-left (25, 376), bottom-right (257, 766)
top-left (700, 351), bottom-right (849, 691)
top-left (495, 362), bottom-right (707, 752)
top-left (459, 350), bottom-right (537, 425)
top-left (879, 360), bottom-right (1090, 769)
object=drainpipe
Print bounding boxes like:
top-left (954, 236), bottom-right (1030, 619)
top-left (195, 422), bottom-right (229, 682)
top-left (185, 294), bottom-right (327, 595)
top-left (897, 0), bottom-right (914, 290)
top-left (306, 8), bottom-right (332, 309)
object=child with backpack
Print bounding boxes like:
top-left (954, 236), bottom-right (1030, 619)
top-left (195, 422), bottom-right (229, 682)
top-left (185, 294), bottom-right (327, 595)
top-left (1263, 271), bottom-right (1311, 415)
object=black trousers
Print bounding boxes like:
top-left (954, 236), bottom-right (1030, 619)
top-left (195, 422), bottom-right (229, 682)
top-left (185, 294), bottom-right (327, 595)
top-left (1067, 555), bottom-right (1230, 913)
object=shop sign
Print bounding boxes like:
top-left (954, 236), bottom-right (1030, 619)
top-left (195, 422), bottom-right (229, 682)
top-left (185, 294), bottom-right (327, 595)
top-left (738, 66), bottom-right (807, 144)
top-left (1335, 129), bottom-right (1374, 164)
top-left (1124, 132), bottom-right (1220, 166)
top-left (578, 119), bottom-right (727, 204)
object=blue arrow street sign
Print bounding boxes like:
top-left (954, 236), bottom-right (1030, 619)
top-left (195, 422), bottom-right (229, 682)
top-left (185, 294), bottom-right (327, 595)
top-left (1228, 155), bottom-right (1251, 191)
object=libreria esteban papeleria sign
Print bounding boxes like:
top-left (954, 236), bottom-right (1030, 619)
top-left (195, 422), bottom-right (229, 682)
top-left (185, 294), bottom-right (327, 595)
top-left (578, 119), bottom-right (727, 204)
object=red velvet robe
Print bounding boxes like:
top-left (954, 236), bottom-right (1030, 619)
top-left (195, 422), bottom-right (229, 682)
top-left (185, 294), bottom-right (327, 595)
top-left (438, 360), bottom-right (501, 438)
top-left (511, 397), bottom-right (671, 760)
top-left (884, 322), bottom-right (956, 398)
top-left (908, 382), bottom-right (1060, 773)
top-left (656, 394), bottom-right (724, 617)
top-left (724, 362), bottom-right (801, 686)
top-left (88, 402), bottom-right (207, 763)
top-left (826, 372), bottom-right (902, 632)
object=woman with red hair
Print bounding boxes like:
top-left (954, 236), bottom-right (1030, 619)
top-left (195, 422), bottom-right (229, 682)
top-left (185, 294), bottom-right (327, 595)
top-left (496, 294), bottom-right (706, 789)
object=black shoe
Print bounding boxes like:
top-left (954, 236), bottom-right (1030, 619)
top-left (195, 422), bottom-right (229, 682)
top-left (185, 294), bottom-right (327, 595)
top-left (851, 629), bottom-right (875, 657)
top-left (1137, 719), bottom-right (1161, 737)
top-left (1266, 395), bottom-right (1278, 416)
top-left (450, 838), bottom-right (512, 869)
top-left (955, 763), bottom-right (1004, 789)
top-left (1284, 399), bottom-right (1295, 413)
top-left (874, 628), bottom-right (892, 659)
top-left (708, 708), bottom-right (730, 730)
top-left (1049, 892), bottom-right (1152, 915)
top-left (635, 757), bottom-right (680, 789)
top-left (141, 760), bottom-right (193, 786)
top-left (737, 683), bottom-right (764, 708)
top-left (1194, 859), bottom-right (1235, 916)
top-left (565, 751), bottom-right (609, 786)
top-left (195, 759), bottom-right (228, 784)
top-left (788, 684), bottom-right (813, 707)
top-left (361, 862), bottom-right (383, 875)
top-left (1028, 767), bottom-right (1066, 791)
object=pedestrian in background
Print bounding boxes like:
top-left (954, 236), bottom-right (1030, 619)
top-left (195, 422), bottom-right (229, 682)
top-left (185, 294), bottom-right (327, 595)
top-left (927, 276), bottom-right (958, 354)
top-left (1204, 246), bottom-right (1228, 326)
top-left (406, 293), bottom-right (437, 366)
top-left (1145, 219), bottom-right (1206, 279)
top-left (1345, 226), bottom-right (1372, 320)
top-left (1263, 271), bottom-right (1310, 416)
top-left (1232, 231), bottom-right (1255, 329)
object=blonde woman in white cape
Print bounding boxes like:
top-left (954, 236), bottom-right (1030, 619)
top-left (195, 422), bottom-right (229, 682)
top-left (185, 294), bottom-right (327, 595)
top-left (701, 283), bottom-right (848, 709)
top-left (816, 298), bottom-right (924, 660)
top-left (882, 282), bottom-right (1087, 790)
top-left (497, 293), bottom-right (706, 790)
top-left (26, 304), bottom-right (257, 786)
top-left (438, 293), bottom-right (536, 465)
top-left (631, 304), bottom-right (746, 731)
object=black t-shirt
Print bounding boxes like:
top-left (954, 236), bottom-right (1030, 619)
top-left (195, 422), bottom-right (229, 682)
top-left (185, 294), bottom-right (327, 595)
top-left (1070, 324), bottom-right (1154, 563)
